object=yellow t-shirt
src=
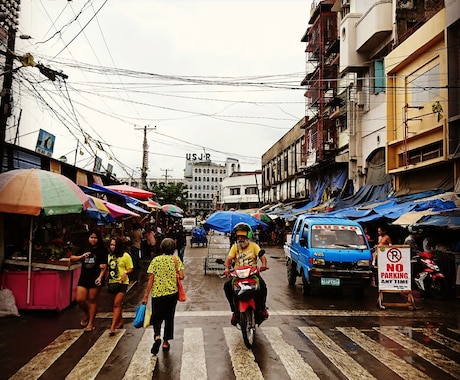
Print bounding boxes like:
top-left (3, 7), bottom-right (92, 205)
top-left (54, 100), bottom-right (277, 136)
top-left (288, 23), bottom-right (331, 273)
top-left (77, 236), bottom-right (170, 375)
top-left (108, 252), bottom-right (133, 285)
top-left (147, 255), bottom-right (184, 298)
top-left (228, 242), bottom-right (260, 268)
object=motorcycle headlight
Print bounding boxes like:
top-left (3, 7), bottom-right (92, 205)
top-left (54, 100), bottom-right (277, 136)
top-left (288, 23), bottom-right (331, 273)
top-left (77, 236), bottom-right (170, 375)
top-left (357, 260), bottom-right (371, 267)
top-left (235, 268), bottom-right (251, 278)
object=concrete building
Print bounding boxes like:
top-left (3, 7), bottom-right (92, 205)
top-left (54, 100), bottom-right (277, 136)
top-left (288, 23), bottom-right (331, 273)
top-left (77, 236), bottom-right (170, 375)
top-left (219, 171), bottom-right (262, 211)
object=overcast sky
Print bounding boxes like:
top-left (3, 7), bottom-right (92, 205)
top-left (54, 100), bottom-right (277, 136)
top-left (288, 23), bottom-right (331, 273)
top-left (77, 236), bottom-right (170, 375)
top-left (11, 0), bottom-right (311, 180)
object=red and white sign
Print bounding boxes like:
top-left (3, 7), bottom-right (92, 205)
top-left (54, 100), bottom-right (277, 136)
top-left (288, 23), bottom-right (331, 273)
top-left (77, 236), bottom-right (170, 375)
top-left (377, 246), bottom-right (411, 291)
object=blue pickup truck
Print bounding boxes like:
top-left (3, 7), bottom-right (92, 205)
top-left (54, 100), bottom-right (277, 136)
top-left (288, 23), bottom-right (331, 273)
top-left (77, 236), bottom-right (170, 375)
top-left (284, 215), bottom-right (373, 296)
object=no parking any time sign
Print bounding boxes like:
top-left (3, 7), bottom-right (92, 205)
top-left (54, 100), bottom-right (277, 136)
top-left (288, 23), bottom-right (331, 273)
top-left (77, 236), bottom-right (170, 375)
top-left (377, 245), bottom-right (411, 291)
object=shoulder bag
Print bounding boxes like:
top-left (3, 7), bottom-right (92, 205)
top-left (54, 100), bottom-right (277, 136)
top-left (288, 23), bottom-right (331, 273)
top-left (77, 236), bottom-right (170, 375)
top-left (174, 256), bottom-right (186, 302)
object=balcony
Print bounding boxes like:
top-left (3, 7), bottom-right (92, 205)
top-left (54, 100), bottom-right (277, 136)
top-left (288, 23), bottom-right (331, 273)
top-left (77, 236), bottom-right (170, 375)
top-left (356, 1), bottom-right (393, 53)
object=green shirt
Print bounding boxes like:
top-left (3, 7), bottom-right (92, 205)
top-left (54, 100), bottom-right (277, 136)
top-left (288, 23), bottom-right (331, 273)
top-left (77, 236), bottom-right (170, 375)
top-left (147, 255), bottom-right (184, 298)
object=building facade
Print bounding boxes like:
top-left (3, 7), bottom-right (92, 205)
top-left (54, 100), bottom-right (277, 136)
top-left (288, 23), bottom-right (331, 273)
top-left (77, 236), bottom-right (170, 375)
top-left (219, 171), bottom-right (262, 210)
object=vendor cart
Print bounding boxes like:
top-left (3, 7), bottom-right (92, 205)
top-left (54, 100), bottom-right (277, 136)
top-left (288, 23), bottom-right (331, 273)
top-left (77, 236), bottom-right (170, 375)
top-left (204, 233), bottom-right (230, 275)
top-left (191, 226), bottom-right (208, 248)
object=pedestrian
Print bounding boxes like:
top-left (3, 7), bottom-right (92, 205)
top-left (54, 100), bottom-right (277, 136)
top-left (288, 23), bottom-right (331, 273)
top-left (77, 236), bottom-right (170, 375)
top-left (107, 237), bottom-right (133, 336)
top-left (70, 228), bottom-right (108, 332)
top-left (128, 222), bottom-right (142, 269)
top-left (142, 238), bottom-right (184, 355)
top-left (371, 226), bottom-right (393, 287)
top-left (175, 224), bottom-right (187, 262)
top-left (144, 224), bottom-right (157, 258)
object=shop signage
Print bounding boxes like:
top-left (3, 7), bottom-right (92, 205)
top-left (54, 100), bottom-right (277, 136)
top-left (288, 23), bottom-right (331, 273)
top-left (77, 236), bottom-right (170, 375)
top-left (35, 129), bottom-right (56, 157)
top-left (377, 245), bottom-right (411, 291)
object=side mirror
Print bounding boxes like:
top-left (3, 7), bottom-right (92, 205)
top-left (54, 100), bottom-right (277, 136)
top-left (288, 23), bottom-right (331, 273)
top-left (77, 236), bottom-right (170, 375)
top-left (299, 237), bottom-right (306, 247)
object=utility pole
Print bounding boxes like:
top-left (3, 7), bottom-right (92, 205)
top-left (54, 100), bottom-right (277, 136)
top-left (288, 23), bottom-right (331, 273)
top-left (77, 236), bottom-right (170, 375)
top-left (134, 125), bottom-right (155, 190)
top-left (0, 2), bottom-right (20, 173)
top-left (161, 168), bottom-right (173, 185)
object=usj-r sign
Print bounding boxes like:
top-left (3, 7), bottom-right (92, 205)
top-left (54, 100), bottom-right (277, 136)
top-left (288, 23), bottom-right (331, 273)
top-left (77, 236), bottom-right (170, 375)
top-left (377, 245), bottom-right (411, 291)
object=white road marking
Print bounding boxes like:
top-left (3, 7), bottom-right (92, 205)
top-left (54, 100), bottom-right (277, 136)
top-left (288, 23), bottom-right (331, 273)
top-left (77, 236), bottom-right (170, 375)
top-left (122, 329), bottom-right (157, 380)
top-left (180, 327), bottom-right (207, 380)
top-left (9, 329), bottom-right (83, 380)
top-left (223, 327), bottom-right (264, 380)
top-left (65, 329), bottom-right (125, 380)
top-left (413, 327), bottom-right (460, 353)
top-left (337, 327), bottom-right (431, 380)
top-left (261, 326), bottom-right (319, 380)
top-left (376, 326), bottom-right (460, 379)
top-left (97, 309), bottom-right (448, 319)
top-left (300, 326), bottom-right (376, 380)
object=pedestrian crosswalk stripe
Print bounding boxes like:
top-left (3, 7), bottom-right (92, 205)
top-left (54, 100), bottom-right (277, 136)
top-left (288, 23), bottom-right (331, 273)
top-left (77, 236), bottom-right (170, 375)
top-left (375, 326), bottom-right (460, 379)
top-left (261, 327), bottom-right (319, 379)
top-left (65, 329), bottom-right (125, 380)
top-left (9, 329), bottom-right (83, 380)
top-left (300, 326), bottom-right (376, 380)
top-left (413, 327), bottom-right (460, 353)
top-left (122, 329), bottom-right (157, 380)
top-left (223, 327), bottom-right (264, 380)
top-left (181, 327), bottom-right (207, 380)
top-left (337, 327), bottom-right (431, 380)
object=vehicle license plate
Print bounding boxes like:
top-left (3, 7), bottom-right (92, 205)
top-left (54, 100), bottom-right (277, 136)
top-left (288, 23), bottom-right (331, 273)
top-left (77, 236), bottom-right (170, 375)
top-left (321, 278), bottom-right (340, 286)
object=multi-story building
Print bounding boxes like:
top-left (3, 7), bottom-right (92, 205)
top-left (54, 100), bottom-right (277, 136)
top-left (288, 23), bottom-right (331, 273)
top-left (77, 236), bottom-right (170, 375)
top-left (219, 171), bottom-right (262, 211)
top-left (262, 0), bottom-right (456, 209)
top-left (184, 157), bottom-right (239, 217)
top-left (386, 4), bottom-right (457, 194)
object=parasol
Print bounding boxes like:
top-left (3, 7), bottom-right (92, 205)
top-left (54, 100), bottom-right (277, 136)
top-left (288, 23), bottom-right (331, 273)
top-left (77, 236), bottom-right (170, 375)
top-left (105, 184), bottom-right (153, 200)
top-left (0, 168), bottom-right (90, 305)
top-left (142, 200), bottom-right (162, 209)
top-left (251, 211), bottom-right (272, 223)
top-left (162, 204), bottom-right (184, 214)
top-left (204, 210), bottom-right (267, 233)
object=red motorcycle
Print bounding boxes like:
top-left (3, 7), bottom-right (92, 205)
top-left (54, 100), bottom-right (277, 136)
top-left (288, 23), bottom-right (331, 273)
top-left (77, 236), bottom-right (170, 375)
top-left (412, 251), bottom-right (448, 300)
top-left (229, 265), bottom-right (265, 348)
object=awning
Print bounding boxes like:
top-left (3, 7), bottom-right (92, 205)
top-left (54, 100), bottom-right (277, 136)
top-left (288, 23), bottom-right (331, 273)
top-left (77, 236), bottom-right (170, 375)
top-left (414, 209), bottom-right (460, 229)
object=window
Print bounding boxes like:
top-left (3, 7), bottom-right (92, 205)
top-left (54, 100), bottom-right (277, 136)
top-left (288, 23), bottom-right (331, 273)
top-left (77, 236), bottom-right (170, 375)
top-left (245, 187), bottom-right (258, 195)
top-left (409, 64), bottom-right (440, 108)
top-left (230, 188), bottom-right (241, 195)
top-left (374, 59), bottom-right (385, 94)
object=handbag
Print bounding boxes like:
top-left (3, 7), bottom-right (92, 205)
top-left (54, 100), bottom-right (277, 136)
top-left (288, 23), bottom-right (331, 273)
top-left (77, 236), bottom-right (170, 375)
top-left (174, 256), bottom-right (186, 302)
top-left (133, 303), bottom-right (146, 328)
top-left (143, 296), bottom-right (152, 328)
top-left (177, 277), bottom-right (186, 302)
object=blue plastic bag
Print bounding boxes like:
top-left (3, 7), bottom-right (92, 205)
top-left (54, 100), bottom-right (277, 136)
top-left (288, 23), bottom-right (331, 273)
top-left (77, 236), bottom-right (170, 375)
top-left (133, 303), bottom-right (146, 328)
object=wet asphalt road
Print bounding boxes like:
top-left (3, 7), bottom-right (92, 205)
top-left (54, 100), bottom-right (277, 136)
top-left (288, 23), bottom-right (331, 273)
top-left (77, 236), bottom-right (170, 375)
top-left (1, 233), bottom-right (459, 379)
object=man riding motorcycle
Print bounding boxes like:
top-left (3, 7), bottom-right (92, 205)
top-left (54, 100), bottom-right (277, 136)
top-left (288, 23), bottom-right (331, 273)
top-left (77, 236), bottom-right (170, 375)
top-left (223, 222), bottom-right (269, 325)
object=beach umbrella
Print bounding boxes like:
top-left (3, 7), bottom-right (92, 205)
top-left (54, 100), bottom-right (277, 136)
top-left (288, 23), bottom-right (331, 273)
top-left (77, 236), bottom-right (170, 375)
top-left (104, 184), bottom-right (153, 200)
top-left (162, 204), bottom-right (184, 214)
top-left (102, 200), bottom-right (140, 219)
top-left (0, 168), bottom-right (90, 216)
top-left (0, 168), bottom-right (90, 305)
top-left (251, 211), bottom-right (272, 223)
top-left (204, 210), bottom-right (267, 233)
top-left (142, 200), bottom-right (162, 209)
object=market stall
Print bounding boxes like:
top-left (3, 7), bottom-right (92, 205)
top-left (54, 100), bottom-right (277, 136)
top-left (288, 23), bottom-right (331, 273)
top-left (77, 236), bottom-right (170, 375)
top-left (0, 169), bottom-right (90, 311)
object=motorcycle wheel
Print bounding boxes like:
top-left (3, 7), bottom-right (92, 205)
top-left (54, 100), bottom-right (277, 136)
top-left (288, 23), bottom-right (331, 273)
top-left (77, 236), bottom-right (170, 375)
top-left (428, 278), bottom-right (449, 300)
top-left (240, 309), bottom-right (255, 349)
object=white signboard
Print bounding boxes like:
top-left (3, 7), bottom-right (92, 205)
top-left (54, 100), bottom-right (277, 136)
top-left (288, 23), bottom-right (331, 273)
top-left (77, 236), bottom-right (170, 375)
top-left (377, 245), bottom-right (411, 291)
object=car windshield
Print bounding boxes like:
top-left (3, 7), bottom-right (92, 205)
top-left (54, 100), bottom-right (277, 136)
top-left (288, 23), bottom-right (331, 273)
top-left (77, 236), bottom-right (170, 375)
top-left (311, 225), bottom-right (367, 249)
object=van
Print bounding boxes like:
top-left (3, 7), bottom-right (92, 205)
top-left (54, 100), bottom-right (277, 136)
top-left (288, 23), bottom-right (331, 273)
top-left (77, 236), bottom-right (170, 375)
top-left (182, 218), bottom-right (197, 235)
top-left (285, 215), bottom-right (372, 296)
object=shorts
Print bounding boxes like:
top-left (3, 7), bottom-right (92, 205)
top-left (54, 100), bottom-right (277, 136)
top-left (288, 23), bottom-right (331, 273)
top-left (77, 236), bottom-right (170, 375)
top-left (107, 283), bottom-right (128, 294)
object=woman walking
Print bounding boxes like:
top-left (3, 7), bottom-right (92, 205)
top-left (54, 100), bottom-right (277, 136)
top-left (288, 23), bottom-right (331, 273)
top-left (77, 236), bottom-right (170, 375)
top-left (142, 238), bottom-right (184, 355)
top-left (108, 237), bottom-right (133, 336)
top-left (70, 228), bottom-right (108, 332)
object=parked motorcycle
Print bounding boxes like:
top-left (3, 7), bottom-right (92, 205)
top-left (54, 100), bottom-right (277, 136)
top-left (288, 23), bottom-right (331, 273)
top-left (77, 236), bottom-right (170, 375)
top-left (411, 251), bottom-right (449, 300)
top-left (229, 265), bottom-right (266, 349)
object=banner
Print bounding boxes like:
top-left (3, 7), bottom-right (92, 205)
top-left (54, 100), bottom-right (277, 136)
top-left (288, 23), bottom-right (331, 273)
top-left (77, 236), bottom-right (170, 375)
top-left (35, 129), bottom-right (56, 157)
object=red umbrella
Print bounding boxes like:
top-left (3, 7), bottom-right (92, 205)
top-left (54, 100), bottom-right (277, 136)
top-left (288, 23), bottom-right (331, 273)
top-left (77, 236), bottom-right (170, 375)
top-left (105, 184), bottom-right (153, 200)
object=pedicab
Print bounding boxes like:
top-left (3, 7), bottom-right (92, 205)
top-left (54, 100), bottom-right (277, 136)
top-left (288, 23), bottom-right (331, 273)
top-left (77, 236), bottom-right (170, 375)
top-left (190, 226), bottom-right (208, 248)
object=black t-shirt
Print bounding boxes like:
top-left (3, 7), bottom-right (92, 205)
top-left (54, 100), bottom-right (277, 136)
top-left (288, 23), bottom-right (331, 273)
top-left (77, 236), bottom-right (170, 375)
top-left (175, 231), bottom-right (186, 249)
top-left (77, 245), bottom-right (108, 288)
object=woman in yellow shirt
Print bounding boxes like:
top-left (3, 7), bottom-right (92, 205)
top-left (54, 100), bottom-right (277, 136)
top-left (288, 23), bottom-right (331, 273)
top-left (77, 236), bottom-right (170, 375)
top-left (142, 238), bottom-right (184, 355)
top-left (108, 237), bottom-right (133, 336)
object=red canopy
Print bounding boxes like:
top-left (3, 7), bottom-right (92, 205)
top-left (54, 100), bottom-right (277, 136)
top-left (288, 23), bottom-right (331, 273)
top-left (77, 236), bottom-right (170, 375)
top-left (105, 184), bottom-right (153, 200)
